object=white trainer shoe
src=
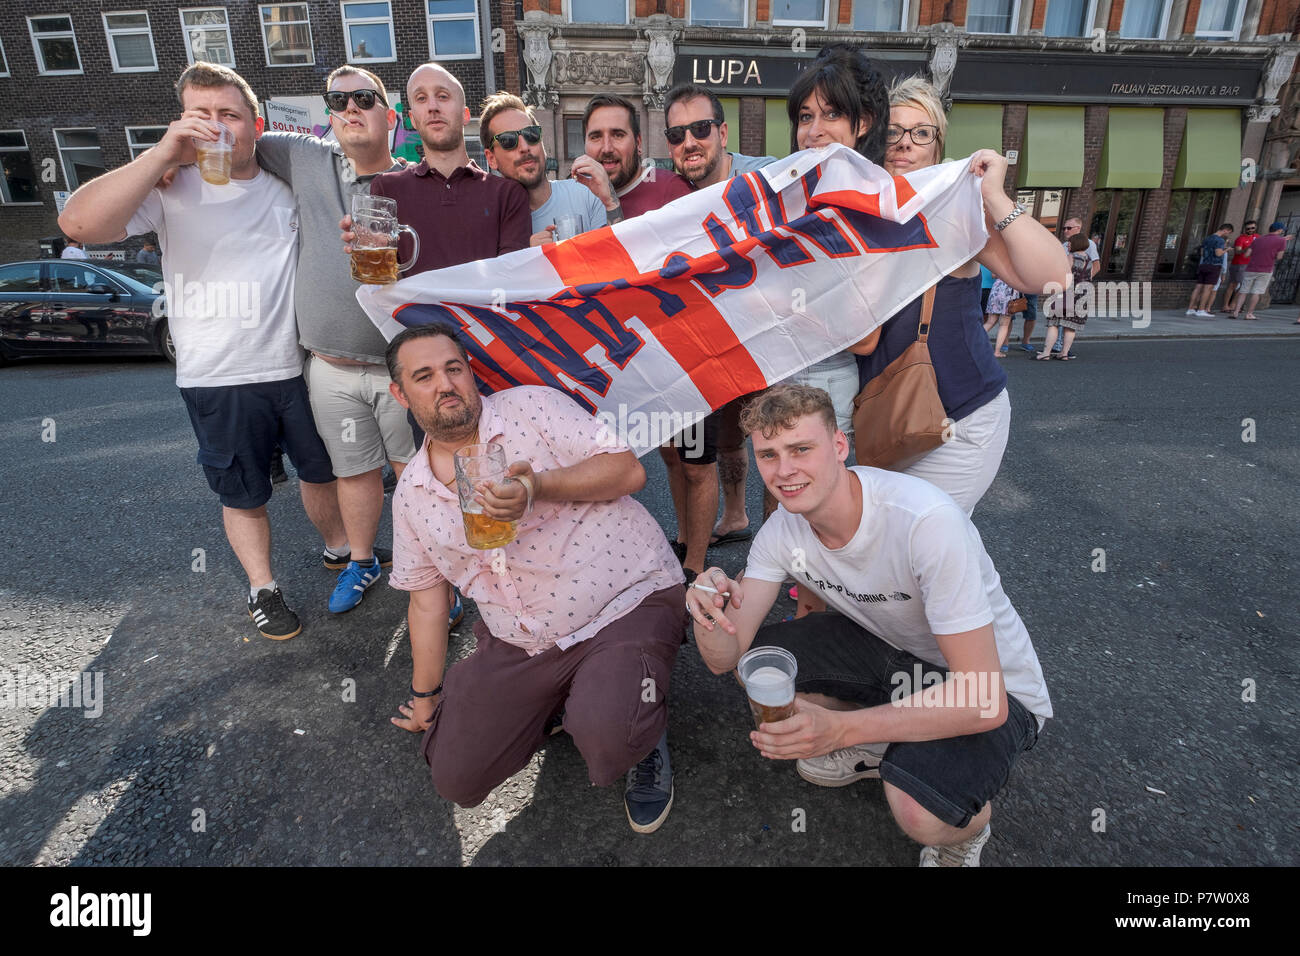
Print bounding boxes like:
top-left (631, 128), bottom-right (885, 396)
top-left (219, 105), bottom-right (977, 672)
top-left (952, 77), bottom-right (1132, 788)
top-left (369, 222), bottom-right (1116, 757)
top-left (919, 823), bottom-right (992, 867)
top-left (1185, 308), bottom-right (1197, 315)
top-left (797, 743), bottom-right (887, 787)
top-left (1195, 310), bottom-right (1213, 317)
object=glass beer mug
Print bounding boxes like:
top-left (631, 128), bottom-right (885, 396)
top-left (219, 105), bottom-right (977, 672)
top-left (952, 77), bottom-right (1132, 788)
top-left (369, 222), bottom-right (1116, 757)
top-left (453, 443), bottom-right (518, 550)
top-left (349, 194), bottom-right (420, 284)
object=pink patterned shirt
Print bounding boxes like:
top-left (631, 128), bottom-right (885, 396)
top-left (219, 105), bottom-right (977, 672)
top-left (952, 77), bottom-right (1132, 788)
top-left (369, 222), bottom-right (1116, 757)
top-left (389, 386), bottom-right (685, 655)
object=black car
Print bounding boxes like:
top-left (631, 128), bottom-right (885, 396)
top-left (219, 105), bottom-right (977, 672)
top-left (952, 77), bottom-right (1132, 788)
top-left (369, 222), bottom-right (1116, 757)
top-left (0, 259), bottom-right (174, 364)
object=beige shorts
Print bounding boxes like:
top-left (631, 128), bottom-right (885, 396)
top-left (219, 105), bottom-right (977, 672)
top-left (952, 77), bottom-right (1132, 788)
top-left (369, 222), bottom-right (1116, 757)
top-left (1238, 271), bottom-right (1273, 296)
top-left (304, 354), bottom-right (415, 477)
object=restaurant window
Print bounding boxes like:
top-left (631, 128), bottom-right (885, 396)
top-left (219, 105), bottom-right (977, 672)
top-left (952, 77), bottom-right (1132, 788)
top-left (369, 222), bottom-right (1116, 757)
top-left (103, 12), bottom-right (158, 72)
top-left (341, 2), bottom-right (397, 63)
top-left (260, 4), bottom-right (315, 66)
top-left (691, 0), bottom-right (746, 28)
top-left (1155, 190), bottom-right (1221, 279)
top-left (1089, 190), bottom-right (1146, 279)
top-left (1119, 0), bottom-right (1170, 39)
top-left (568, 0), bottom-right (628, 22)
top-left (852, 0), bottom-right (907, 30)
top-left (1043, 0), bottom-right (1095, 37)
top-left (28, 15), bottom-right (83, 75)
top-left (564, 117), bottom-right (584, 163)
top-left (55, 129), bottom-right (107, 191)
top-left (1016, 188), bottom-right (1067, 236)
top-left (1, 131), bottom-right (41, 204)
top-left (180, 8), bottom-right (235, 66)
top-left (1194, 0), bottom-right (1245, 39)
top-left (966, 0), bottom-right (1019, 34)
top-left (773, 0), bottom-right (829, 27)
top-left (126, 127), bottom-right (168, 160)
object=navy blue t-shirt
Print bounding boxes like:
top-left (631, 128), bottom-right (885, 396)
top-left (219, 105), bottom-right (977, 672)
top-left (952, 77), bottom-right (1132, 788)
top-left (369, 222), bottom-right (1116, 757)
top-left (1200, 234), bottom-right (1225, 266)
top-left (857, 273), bottom-right (1007, 423)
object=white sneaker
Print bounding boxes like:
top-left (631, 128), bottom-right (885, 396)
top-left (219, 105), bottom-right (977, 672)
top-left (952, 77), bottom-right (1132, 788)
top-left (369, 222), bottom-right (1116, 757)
top-left (1195, 310), bottom-right (1213, 317)
top-left (797, 743), bottom-right (887, 787)
top-left (919, 823), bottom-right (991, 867)
top-left (1185, 309), bottom-right (1197, 315)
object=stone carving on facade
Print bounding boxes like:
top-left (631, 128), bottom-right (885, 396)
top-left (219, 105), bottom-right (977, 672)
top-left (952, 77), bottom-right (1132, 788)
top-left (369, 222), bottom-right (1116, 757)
top-left (928, 26), bottom-right (961, 108)
top-left (1247, 46), bottom-right (1299, 127)
top-left (552, 51), bottom-right (645, 88)
top-left (642, 15), bottom-right (680, 110)
top-left (518, 13), bottom-right (558, 109)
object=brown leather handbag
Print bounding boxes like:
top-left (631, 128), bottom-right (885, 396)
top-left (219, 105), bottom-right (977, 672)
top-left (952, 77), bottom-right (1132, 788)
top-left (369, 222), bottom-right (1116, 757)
top-left (852, 286), bottom-right (948, 471)
top-left (1006, 295), bottom-right (1029, 314)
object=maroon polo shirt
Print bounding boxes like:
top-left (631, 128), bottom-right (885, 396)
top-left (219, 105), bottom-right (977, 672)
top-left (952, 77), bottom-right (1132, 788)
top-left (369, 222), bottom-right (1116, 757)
top-left (370, 158), bottom-right (531, 276)
top-left (616, 165), bottom-right (692, 219)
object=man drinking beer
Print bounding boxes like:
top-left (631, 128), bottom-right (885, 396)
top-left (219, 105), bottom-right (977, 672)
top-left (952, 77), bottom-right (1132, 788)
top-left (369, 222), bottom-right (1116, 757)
top-left (384, 323), bottom-right (685, 834)
top-left (685, 384), bottom-right (1052, 866)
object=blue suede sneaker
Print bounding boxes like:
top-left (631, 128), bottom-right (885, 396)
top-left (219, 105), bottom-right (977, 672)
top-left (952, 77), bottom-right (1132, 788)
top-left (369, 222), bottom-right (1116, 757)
top-left (329, 558), bottom-right (382, 613)
top-left (449, 587), bottom-right (465, 629)
top-left (624, 730), bottom-right (674, 833)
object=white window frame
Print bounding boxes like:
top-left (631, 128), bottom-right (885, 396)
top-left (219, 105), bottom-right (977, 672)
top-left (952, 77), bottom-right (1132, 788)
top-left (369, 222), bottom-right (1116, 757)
top-left (1118, 0), bottom-right (1172, 39)
top-left (340, 1), bottom-right (398, 64)
top-left (0, 130), bottom-right (43, 205)
top-left (179, 7), bottom-right (236, 67)
top-left (1193, 0), bottom-right (1246, 39)
top-left (426, 0), bottom-right (480, 60)
top-left (0, 36), bottom-right (9, 77)
top-left (1041, 0), bottom-right (1097, 37)
top-left (259, 3), bottom-right (315, 67)
top-left (565, 0), bottom-right (629, 23)
top-left (54, 127), bottom-right (105, 192)
top-left (102, 11), bottom-right (159, 73)
top-left (851, 0), bottom-right (910, 32)
top-left (966, 0), bottom-right (1021, 34)
top-left (689, 0), bottom-right (749, 28)
top-left (27, 15), bottom-right (84, 76)
top-left (125, 126), bottom-right (168, 159)
top-left (773, 0), bottom-right (830, 28)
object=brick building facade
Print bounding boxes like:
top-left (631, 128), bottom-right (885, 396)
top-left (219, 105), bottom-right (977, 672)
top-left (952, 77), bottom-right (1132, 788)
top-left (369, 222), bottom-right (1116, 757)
top-left (0, 0), bottom-right (504, 262)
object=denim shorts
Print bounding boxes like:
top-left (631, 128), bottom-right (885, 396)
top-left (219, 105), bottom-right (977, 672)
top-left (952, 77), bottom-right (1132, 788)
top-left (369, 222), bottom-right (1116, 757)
top-left (180, 376), bottom-right (335, 509)
top-left (755, 611), bottom-right (1042, 829)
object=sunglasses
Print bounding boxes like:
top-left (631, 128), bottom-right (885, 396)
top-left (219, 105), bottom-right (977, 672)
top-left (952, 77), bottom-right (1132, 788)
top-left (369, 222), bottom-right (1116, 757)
top-left (664, 119), bottom-right (721, 146)
top-left (490, 125), bottom-right (543, 150)
top-left (885, 124), bottom-right (938, 146)
top-left (323, 89), bottom-right (387, 113)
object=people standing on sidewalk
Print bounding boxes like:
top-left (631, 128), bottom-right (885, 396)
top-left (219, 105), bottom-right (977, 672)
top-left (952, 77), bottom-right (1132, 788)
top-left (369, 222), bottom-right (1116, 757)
top-left (1058, 218), bottom-right (1100, 353)
top-left (1218, 220), bottom-right (1257, 313)
top-left (1037, 234), bottom-right (1090, 361)
top-left (1229, 222), bottom-right (1291, 320)
top-left (987, 277), bottom-right (1026, 358)
top-left (1186, 223), bottom-right (1233, 317)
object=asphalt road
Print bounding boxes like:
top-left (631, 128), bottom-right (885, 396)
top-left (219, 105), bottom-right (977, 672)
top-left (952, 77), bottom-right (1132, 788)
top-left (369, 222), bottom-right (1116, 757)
top-left (1, 338), bottom-right (1296, 866)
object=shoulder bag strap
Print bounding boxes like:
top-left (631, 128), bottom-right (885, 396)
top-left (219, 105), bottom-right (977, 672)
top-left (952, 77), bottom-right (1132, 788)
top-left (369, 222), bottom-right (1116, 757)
top-left (916, 286), bottom-right (937, 344)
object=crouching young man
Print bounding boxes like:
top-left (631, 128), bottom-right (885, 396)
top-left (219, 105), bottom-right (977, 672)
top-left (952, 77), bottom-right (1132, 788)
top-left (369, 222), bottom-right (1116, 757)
top-left (686, 384), bottom-right (1051, 865)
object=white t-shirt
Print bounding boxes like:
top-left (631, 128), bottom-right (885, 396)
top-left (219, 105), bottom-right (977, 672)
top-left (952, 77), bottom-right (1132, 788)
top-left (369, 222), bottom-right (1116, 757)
top-left (531, 178), bottom-right (607, 236)
top-left (744, 467), bottom-right (1052, 724)
top-left (61, 246), bottom-right (89, 259)
top-left (1063, 237), bottom-right (1100, 263)
top-left (126, 165), bottom-right (303, 388)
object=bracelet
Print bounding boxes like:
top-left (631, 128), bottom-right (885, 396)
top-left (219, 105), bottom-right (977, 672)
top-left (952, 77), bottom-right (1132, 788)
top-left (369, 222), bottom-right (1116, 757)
top-left (513, 473), bottom-right (535, 515)
top-left (410, 682), bottom-right (442, 699)
top-left (994, 202), bottom-right (1027, 232)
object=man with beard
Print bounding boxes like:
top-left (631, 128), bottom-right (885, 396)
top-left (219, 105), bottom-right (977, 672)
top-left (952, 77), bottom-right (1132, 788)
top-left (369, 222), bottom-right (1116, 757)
top-left (663, 83), bottom-right (777, 554)
top-left (582, 94), bottom-right (691, 220)
top-left (479, 92), bottom-right (622, 244)
top-left (385, 323), bottom-right (685, 834)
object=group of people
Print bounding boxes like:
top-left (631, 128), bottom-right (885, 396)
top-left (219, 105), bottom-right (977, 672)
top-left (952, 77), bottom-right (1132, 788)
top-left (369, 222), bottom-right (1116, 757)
top-left (1187, 219), bottom-right (1293, 321)
top-left (59, 43), bottom-right (1067, 865)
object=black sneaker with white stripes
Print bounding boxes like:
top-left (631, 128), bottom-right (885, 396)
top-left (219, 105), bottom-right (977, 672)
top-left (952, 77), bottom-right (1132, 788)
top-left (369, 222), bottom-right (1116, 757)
top-left (248, 586), bottom-right (302, 641)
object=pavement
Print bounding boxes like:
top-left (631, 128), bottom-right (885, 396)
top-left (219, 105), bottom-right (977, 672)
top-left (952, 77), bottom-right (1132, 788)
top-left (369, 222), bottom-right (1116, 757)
top-left (1012, 304), bottom-right (1300, 341)
top-left (0, 333), bottom-right (1296, 867)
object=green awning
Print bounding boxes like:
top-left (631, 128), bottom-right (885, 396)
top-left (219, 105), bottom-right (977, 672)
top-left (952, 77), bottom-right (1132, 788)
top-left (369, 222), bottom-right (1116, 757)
top-left (1173, 109), bottom-right (1242, 189)
top-left (1018, 106), bottom-right (1085, 187)
top-left (943, 104), bottom-right (1003, 162)
top-left (1097, 108), bottom-right (1165, 188)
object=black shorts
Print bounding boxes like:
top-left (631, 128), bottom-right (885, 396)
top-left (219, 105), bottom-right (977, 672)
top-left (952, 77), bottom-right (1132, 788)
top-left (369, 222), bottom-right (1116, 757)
top-left (755, 611), bottom-right (1042, 829)
top-left (180, 376), bottom-right (335, 509)
top-left (1196, 263), bottom-right (1221, 285)
top-left (669, 408), bottom-right (719, 465)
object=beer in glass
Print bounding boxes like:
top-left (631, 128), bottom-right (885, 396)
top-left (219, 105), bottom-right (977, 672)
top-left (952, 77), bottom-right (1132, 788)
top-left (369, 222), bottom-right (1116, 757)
top-left (737, 646), bottom-right (797, 728)
top-left (453, 443), bottom-right (518, 550)
top-left (349, 195), bottom-right (420, 284)
top-left (194, 122), bottom-right (234, 185)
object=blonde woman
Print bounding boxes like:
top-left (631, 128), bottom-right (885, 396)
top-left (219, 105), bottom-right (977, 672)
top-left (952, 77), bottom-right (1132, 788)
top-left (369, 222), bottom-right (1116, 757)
top-left (857, 76), bottom-right (1069, 515)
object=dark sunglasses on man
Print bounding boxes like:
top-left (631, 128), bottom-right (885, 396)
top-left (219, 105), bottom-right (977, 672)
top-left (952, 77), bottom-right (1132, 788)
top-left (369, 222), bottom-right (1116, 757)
top-left (323, 89), bottom-right (387, 113)
top-left (664, 119), bottom-right (721, 145)
top-left (490, 125), bottom-right (543, 150)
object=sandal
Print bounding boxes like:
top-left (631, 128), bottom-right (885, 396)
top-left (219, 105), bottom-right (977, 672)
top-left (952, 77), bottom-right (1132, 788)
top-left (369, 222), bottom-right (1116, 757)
top-left (1035, 351), bottom-right (1054, 361)
top-left (1056, 353), bottom-right (1077, 361)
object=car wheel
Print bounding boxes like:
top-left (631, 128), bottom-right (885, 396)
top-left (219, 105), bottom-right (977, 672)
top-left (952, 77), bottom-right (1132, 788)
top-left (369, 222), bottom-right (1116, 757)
top-left (155, 319), bottom-right (176, 364)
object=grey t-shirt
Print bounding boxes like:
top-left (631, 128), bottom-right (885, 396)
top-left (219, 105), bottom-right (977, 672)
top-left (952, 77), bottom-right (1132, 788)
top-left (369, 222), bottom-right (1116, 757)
top-left (531, 178), bottom-right (607, 236)
top-left (256, 133), bottom-right (403, 365)
top-left (728, 151), bottom-right (777, 176)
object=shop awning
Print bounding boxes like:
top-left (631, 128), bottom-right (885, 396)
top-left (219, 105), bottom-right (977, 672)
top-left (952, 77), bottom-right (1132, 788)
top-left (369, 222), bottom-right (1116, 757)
top-left (1173, 109), bottom-right (1242, 189)
top-left (1017, 106), bottom-right (1085, 187)
top-left (1097, 108), bottom-right (1165, 188)
top-left (943, 104), bottom-right (1003, 162)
